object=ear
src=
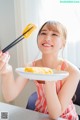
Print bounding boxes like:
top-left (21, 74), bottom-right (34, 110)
top-left (60, 36), bottom-right (66, 48)
top-left (62, 39), bottom-right (66, 47)
top-left (60, 41), bottom-right (66, 49)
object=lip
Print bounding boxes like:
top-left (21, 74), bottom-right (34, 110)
top-left (42, 43), bottom-right (53, 47)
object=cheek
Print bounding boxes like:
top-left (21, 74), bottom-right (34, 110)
top-left (37, 36), bottom-right (41, 44)
top-left (37, 36), bottom-right (43, 45)
top-left (59, 37), bottom-right (66, 48)
top-left (37, 39), bottom-right (41, 49)
top-left (55, 39), bottom-right (63, 49)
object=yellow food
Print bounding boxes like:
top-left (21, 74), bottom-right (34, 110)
top-left (24, 67), bottom-right (53, 74)
top-left (23, 23), bottom-right (36, 38)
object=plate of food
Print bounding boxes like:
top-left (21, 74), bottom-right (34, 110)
top-left (15, 67), bottom-right (69, 81)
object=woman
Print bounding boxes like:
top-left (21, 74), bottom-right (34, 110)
top-left (0, 21), bottom-right (80, 120)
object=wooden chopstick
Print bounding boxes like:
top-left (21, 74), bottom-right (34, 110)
top-left (2, 27), bottom-right (33, 53)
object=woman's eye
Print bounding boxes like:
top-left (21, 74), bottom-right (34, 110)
top-left (52, 33), bottom-right (58, 36)
top-left (40, 32), bottom-right (46, 35)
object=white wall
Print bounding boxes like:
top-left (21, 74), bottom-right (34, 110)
top-left (0, 0), bottom-right (17, 102)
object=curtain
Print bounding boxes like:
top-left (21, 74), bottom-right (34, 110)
top-left (14, 0), bottom-right (42, 66)
top-left (14, 0), bottom-right (80, 68)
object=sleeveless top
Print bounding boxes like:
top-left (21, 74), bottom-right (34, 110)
top-left (31, 60), bottom-right (78, 120)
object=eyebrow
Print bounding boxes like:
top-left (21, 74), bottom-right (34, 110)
top-left (41, 29), bottom-right (59, 34)
top-left (41, 29), bottom-right (47, 32)
top-left (41, 28), bottom-right (58, 32)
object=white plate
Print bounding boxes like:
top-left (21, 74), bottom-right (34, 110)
top-left (15, 68), bottom-right (69, 81)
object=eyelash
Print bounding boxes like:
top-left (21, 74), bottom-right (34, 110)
top-left (40, 32), bottom-right (58, 36)
top-left (40, 32), bottom-right (46, 35)
top-left (52, 34), bottom-right (58, 36)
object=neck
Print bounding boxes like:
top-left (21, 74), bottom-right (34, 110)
top-left (41, 54), bottom-right (60, 69)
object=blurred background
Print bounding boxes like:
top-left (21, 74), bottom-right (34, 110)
top-left (0, 0), bottom-right (80, 108)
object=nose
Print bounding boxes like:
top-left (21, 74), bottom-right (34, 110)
top-left (45, 35), bottom-right (51, 42)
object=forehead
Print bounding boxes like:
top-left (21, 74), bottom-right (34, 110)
top-left (41, 23), bottom-right (61, 34)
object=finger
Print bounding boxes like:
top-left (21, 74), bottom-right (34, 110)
top-left (0, 63), bottom-right (12, 74)
top-left (0, 53), bottom-right (10, 71)
top-left (0, 53), bottom-right (9, 63)
top-left (0, 52), bottom-right (10, 73)
top-left (6, 54), bottom-right (10, 64)
top-left (0, 61), bottom-right (6, 71)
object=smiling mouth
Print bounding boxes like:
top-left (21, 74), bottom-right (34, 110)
top-left (42, 43), bottom-right (53, 47)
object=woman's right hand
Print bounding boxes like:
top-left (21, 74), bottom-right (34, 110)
top-left (0, 51), bottom-right (12, 74)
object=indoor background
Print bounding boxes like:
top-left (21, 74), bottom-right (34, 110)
top-left (0, 0), bottom-right (80, 113)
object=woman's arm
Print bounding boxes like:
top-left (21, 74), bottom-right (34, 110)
top-left (44, 61), bottom-right (80, 119)
top-left (1, 70), bottom-right (29, 102)
top-left (0, 51), bottom-right (29, 102)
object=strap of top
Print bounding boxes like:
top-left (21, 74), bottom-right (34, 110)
top-left (56, 61), bottom-right (68, 92)
top-left (61, 60), bottom-right (68, 71)
top-left (32, 61), bottom-right (36, 66)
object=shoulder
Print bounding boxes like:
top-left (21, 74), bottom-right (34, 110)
top-left (64, 59), bottom-right (79, 71)
top-left (61, 60), bottom-right (80, 89)
top-left (63, 59), bottom-right (80, 79)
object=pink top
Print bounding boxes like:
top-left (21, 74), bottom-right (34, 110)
top-left (31, 61), bottom-right (78, 120)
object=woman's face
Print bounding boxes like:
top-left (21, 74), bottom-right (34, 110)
top-left (37, 25), bottom-right (63, 55)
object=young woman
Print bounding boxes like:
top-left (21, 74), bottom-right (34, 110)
top-left (0, 21), bottom-right (80, 120)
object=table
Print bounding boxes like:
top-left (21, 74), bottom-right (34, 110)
top-left (0, 102), bottom-right (65, 120)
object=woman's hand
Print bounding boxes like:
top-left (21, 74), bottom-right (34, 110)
top-left (0, 51), bottom-right (12, 74)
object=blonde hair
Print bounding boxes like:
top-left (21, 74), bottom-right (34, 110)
top-left (38, 21), bottom-right (67, 47)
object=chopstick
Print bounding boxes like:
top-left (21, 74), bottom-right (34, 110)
top-left (2, 27), bottom-right (33, 53)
